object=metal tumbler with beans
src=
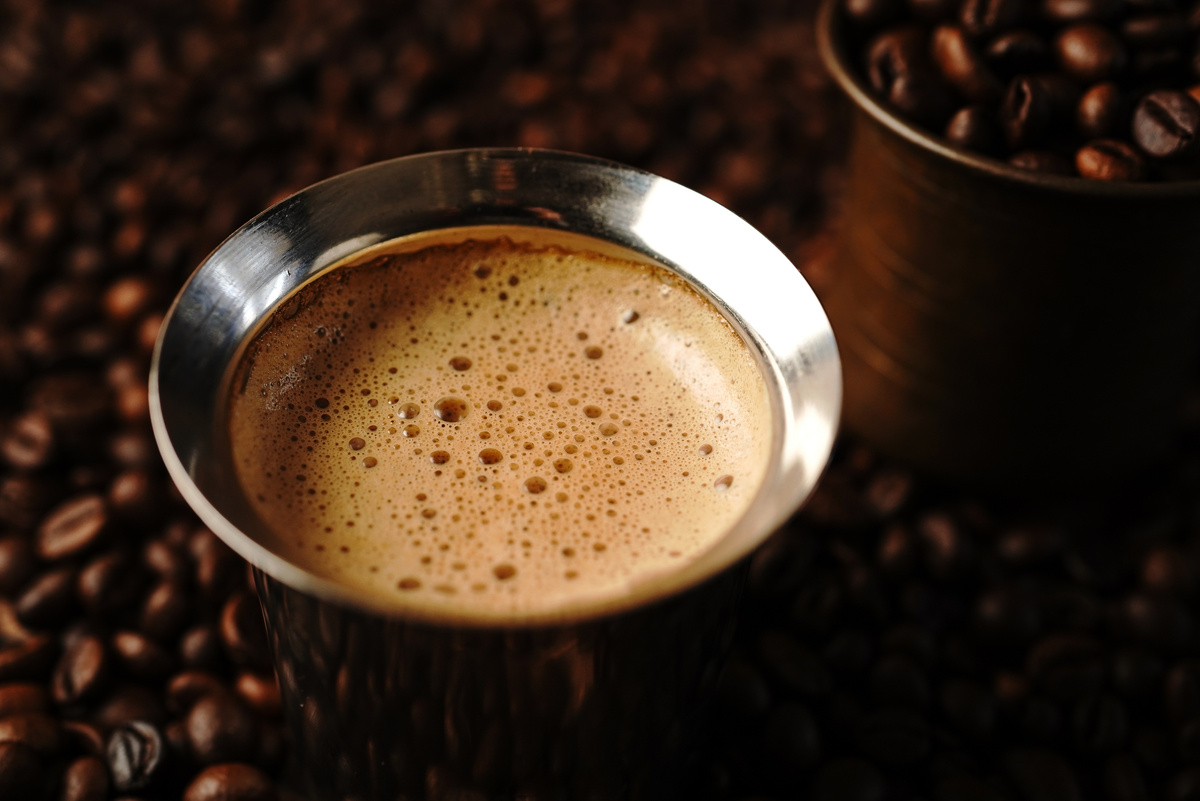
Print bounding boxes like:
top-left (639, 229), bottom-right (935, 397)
top-left (842, 0), bottom-right (1200, 178)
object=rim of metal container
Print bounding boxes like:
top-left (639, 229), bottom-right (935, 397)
top-left (816, 0), bottom-right (1200, 197)
top-left (149, 148), bottom-right (842, 629)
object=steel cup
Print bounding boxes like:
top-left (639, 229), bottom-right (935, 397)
top-left (149, 149), bottom-right (840, 800)
top-left (818, 1), bottom-right (1200, 492)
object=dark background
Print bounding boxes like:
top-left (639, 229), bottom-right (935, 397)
top-left (1, 1), bottom-right (1197, 800)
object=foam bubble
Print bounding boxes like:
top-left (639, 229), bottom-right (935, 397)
top-left (228, 234), bottom-right (772, 619)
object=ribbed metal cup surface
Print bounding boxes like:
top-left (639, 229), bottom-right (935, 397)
top-left (818, 0), bottom-right (1200, 492)
top-left (150, 148), bottom-right (841, 799)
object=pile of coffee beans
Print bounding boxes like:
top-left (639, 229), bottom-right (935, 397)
top-left (5, 0), bottom-right (1200, 799)
top-left (840, 0), bottom-right (1200, 179)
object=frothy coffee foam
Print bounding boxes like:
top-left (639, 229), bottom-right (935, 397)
top-left (228, 233), bottom-right (771, 619)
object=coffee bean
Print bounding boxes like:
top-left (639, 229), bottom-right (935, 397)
top-left (52, 634), bottom-right (111, 706)
top-left (715, 656), bottom-right (772, 721)
top-left (933, 25), bottom-right (1005, 103)
top-left (1, 412), bottom-right (55, 470)
top-left (1123, 13), bottom-right (1190, 47)
top-left (757, 630), bottom-right (833, 698)
top-left (62, 721), bottom-right (106, 758)
top-left (1167, 661), bottom-right (1200, 723)
top-left (811, 758), bottom-right (885, 801)
top-left (179, 626), bottom-right (224, 670)
top-left (1002, 75), bottom-right (1053, 148)
top-left (961, 0), bottom-right (1025, 38)
top-left (1004, 749), bottom-right (1082, 801)
top-left (1178, 717), bottom-right (1200, 762)
top-left (62, 755), bottom-right (110, 801)
top-left (108, 469), bottom-right (158, 523)
top-left (0, 741), bottom-right (42, 798)
top-left (79, 550), bottom-right (144, 614)
top-left (1056, 24), bottom-right (1128, 82)
top-left (167, 671), bottom-right (227, 715)
top-left (113, 632), bottom-right (175, 680)
top-left (1132, 89), bottom-right (1200, 158)
top-left (1073, 692), bottom-right (1128, 754)
top-left (190, 530), bottom-right (240, 600)
top-left (1009, 149), bottom-right (1075, 173)
top-left (823, 629), bottom-right (875, 674)
top-left (186, 693), bottom-right (259, 765)
top-left (941, 679), bottom-right (997, 739)
top-left (0, 712), bottom-right (63, 756)
top-left (106, 720), bottom-right (164, 792)
top-left (856, 706), bottom-right (931, 764)
top-left (1027, 634), bottom-right (1106, 702)
top-left (1104, 754), bottom-right (1151, 801)
top-left (16, 566), bottom-right (79, 630)
top-left (986, 30), bottom-right (1051, 75)
top-left (846, 0), bottom-right (905, 26)
top-left (1077, 82), bottom-right (1125, 138)
top-left (183, 763), bottom-right (278, 801)
top-left (1142, 545), bottom-right (1197, 596)
top-left (865, 27), bottom-right (954, 126)
top-left (1168, 767), bottom-right (1200, 801)
top-left (37, 494), bottom-right (107, 561)
top-left (1119, 593), bottom-right (1193, 650)
top-left (1076, 139), bottom-right (1147, 179)
top-left (0, 684), bottom-right (47, 718)
top-left (1042, 0), bottom-right (1121, 22)
top-left (0, 538), bottom-right (35, 596)
top-left (761, 702), bottom-right (821, 778)
top-left (910, 0), bottom-right (960, 20)
top-left (142, 538), bottom-right (189, 581)
top-left (93, 685), bottom-right (166, 730)
top-left (1112, 649), bottom-right (1164, 699)
top-left (869, 653), bottom-right (931, 709)
top-left (0, 636), bottom-right (56, 682)
top-left (220, 593), bottom-right (270, 670)
top-left (103, 277), bottom-right (155, 328)
top-left (138, 580), bottom-right (191, 642)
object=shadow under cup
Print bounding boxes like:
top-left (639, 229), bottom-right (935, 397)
top-left (149, 150), bottom-right (840, 800)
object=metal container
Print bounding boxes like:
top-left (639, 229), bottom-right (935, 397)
top-left (817, 0), bottom-right (1200, 492)
top-left (149, 149), bottom-right (841, 799)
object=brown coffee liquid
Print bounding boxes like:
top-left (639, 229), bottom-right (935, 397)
top-left (228, 232), bottom-right (771, 620)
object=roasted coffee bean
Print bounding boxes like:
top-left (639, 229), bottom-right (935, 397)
top-left (758, 630), bottom-right (832, 698)
top-left (62, 721), bottom-right (106, 758)
top-left (0, 684), bottom-right (47, 718)
top-left (976, 584), bottom-right (1041, 646)
top-left (0, 712), bottom-right (63, 755)
top-left (179, 626), bottom-right (224, 670)
top-left (142, 538), bottom-right (189, 581)
top-left (715, 656), bottom-right (772, 721)
top-left (37, 493), bottom-right (107, 561)
top-left (1119, 593), bottom-right (1193, 650)
top-left (1104, 754), bottom-right (1151, 801)
top-left (811, 758), bottom-right (885, 801)
top-left (1133, 89), bottom-right (1200, 158)
top-left (0, 636), bottom-right (56, 682)
top-left (941, 679), bottom-right (997, 739)
top-left (220, 592), bottom-right (270, 669)
top-left (1056, 24), bottom-right (1128, 82)
top-left (190, 530), bottom-right (240, 599)
top-left (1072, 692), bottom-right (1128, 754)
top-left (1042, 0), bottom-right (1121, 22)
top-left (16, 566), bottom-right (79, 630)
top-left (183, 763), bottom-right (278, 801)
top-left (1, 412), bottom-right (55, 470)
top-left (1009, 149), bottom-right (1075, 172)
top-left (108, 469), bottom-right (158, 523)
top-left (113, 631), bottom-right (174, 680)
top-left (0, 537), bottom-right (35, 595)
top-left (186, 693), bottom-right (259, 765)
top-left (79, 550), bottom-right (144, 614)
top-left (961, 0), bottom-right (1025, 38)
top-left (856, 706), bottom-right (931, 764)
top-left (823, 629), bottom-right (874, 674)
top-left (1142, 545), bottom-right (1197, 595)
top-left (52, 634), bottom-right (111, 706)
top-left (103, 277), bottom-right (155, 328)
top-left (1002, 76), bottom-right (1053, 148)
top-left (93, 686), bottom-right (166, 730)
top-left (1178, 717), bottom-right (1200, 762)
top-left (847, 0), bottom-right (905, 26)
top-left (1076, 139), bottom-right (1147, 179)
top-left (1077, 82), bottom-right (1125, 138)
top-left (166, 671), bottom-right (227, 715)
top-left (1168, 767), bottom-right (1200, 801)
top-left (986, 30), bottom-right (1051, 75)
top-left (1122, 13), bottom-right (1190, 47)
top-left (138, 580), bottom-right (191, 642)
top-left (106, 720), bottom-right (164, 792)
top-left (933, 25), bottom-right (1005, 102)
top-left (865, 27), bottom-right (954, 126)
top-left (62, 755), bottom-right (110, 801)
top-left (760, 702), bottom-right (821, 778)
top-left (1004, 749), bottom-right (1082, 801)
top-left (0, 741), bottom-right (42, 798)
top-left (1111, 649), bottom-right (1164, 699)
top-left (910, 0), bottom-right (961, 20)
top-left (1167, 661), bottom-right (1200, 723)
top-left (1027, 634), bottom-right (1106, 701)
top-left (869, 653), bottom-right (931, 709)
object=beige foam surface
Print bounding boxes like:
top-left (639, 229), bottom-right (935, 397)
top-left (228, 234), bottom-right (771, 620)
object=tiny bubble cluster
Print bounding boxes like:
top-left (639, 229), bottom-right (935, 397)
top-left (228, 234), bottom-right (771, 619)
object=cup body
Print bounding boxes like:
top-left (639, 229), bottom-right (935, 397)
top-left (149, 149), bottom-right (840, 799)
top-left (818, 1), bottom-right (1200, 492)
